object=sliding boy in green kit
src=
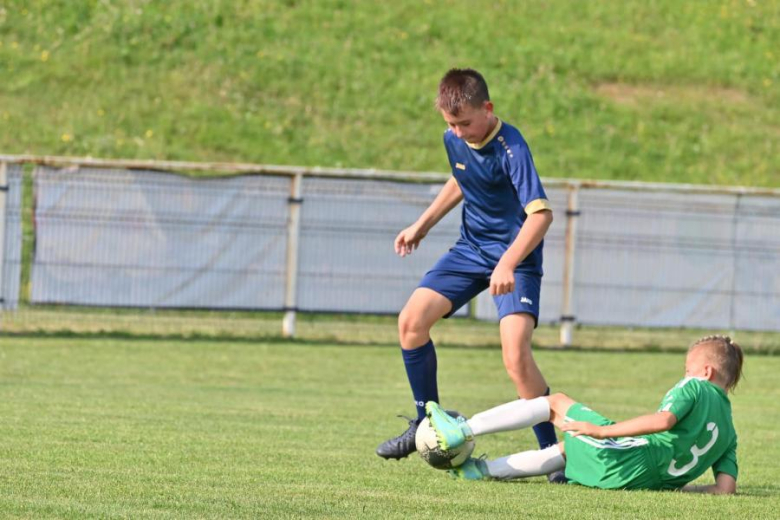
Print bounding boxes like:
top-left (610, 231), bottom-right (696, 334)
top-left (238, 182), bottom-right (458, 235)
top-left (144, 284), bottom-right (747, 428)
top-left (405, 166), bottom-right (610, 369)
top-left (426, 335), bottom-right (742, 493)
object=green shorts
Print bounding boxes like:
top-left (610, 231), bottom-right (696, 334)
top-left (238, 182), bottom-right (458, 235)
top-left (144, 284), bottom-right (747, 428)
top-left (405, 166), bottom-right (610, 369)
top-left (563, 403), bottom-right (658, 490)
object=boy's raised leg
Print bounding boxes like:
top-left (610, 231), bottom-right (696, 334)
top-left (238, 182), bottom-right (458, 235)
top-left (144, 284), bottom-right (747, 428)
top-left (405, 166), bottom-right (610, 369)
top-left (376, 289), bottom-right (451, 460)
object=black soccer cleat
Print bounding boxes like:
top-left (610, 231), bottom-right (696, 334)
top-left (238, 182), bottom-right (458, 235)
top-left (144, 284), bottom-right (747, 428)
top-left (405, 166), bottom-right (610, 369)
top-left (376, 416), bottom-right (419, 460)
top-left (547, 469), bottom-right (568, 484)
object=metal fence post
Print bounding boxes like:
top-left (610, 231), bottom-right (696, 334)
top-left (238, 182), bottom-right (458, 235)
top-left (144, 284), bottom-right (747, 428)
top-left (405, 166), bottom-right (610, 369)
top-left (560, 183), bottom-right (580, 347)
top-left (728, 193), bottom-right (742, 332)
top-left (0, 162), bottom-right (7, 311)
top-left (282, 173), bottom-right (303, 338)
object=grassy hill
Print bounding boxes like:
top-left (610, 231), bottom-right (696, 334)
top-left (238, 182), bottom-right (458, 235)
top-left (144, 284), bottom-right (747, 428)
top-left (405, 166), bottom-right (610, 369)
top-left (0, 0), bottom-right (777, 186)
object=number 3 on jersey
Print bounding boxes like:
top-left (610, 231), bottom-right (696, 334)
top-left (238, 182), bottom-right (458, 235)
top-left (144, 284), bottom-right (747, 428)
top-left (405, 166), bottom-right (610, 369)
top-left (667, 422), bottom-right (719, 477)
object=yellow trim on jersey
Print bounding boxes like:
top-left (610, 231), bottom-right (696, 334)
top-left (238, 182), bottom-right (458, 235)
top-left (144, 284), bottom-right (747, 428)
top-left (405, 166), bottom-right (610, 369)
top-left (524, 198), bottom-right (552, 215)
top-left (466, 119), bottom-right (503, 150)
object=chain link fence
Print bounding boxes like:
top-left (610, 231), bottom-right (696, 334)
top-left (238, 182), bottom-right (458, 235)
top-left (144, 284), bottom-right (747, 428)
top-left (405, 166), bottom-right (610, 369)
top-left (1, 156), bottom-right (778, 347)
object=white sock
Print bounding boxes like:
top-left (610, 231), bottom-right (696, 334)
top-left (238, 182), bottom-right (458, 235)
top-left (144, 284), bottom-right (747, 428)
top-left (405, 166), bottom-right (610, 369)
top-left (485, 446), bottom-right (565, 480)
top-left (466, 397), bottom-right (551, 437)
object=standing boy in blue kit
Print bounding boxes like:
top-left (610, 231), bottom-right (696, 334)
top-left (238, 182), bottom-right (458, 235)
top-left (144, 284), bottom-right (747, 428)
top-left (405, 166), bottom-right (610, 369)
top-left (377, 68), bottom-right (562, 482)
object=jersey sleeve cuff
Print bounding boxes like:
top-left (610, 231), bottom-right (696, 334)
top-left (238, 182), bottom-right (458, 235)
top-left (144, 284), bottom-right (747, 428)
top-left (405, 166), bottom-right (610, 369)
top-left (714, 468), bottom-right (738, 480)
top-left (524, 198), bottom-right (552, 215)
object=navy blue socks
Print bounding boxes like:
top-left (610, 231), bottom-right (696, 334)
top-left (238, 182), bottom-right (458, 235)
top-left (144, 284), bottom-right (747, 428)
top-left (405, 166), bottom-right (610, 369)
top-left (531, 387), bottom-right (558, 449)
top-left (402, 339), bottom-right (439, 422)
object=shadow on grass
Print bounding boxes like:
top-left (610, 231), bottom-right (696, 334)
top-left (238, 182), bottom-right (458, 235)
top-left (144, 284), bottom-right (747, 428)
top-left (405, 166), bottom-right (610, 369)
top-left (736, 485), bottom-right (780, 497)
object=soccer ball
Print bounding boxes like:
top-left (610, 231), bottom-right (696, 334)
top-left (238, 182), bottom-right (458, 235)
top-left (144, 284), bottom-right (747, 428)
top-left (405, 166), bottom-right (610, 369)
top-left (415, 411), bottom-right (475, 470)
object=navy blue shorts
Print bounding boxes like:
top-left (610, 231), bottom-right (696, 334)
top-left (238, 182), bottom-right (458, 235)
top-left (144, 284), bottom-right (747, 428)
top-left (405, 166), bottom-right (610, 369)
top-left (418, 244), bottom-right (541, 325)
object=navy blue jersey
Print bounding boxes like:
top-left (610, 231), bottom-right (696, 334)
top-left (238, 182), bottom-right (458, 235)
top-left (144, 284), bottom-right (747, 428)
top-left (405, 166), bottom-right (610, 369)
top-left (443, 119), bottom-right (551, 273)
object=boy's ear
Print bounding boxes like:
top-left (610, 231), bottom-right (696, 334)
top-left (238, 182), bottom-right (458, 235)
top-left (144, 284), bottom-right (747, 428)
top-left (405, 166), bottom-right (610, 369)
top-left (484, 101), bottom-right (494, 113)
top-left (703, 364), bottom-right (716, 381)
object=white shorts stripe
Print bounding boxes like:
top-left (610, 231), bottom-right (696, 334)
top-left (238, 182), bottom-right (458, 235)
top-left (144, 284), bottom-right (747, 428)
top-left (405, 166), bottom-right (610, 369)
top-left (564, 416), bottom-right (649, 450)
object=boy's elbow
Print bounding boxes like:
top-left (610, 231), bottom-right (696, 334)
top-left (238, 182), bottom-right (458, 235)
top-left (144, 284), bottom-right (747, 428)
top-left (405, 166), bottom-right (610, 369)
top-left (713, 485), bottom-right (736, 495)
top-left (536, 208), bottom-right (553, 228)
top-left (715, 474), bottom-right (737, 495)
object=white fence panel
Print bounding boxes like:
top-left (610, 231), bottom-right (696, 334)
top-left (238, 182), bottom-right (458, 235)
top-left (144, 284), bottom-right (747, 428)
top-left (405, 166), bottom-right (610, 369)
top-left (1, 156), bottom-right (777, 334)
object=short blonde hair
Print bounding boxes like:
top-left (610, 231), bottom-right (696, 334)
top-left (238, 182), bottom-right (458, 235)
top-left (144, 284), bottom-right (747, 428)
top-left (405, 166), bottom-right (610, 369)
top-left (690, 335), bottom-right (744, 392)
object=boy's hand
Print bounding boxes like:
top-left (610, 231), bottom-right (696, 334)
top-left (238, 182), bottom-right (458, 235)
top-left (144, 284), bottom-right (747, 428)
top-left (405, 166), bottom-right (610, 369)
top-left (561, 421), bottom-right (605, 439)
top-left (394, 225), bottom-right (427, 257)
top-left (489, 263), bottom-right (515, 295)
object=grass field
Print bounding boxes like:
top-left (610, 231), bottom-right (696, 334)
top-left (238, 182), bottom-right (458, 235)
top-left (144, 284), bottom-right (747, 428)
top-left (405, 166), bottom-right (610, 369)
top-left (1, 335), bottom-right (778, 519)
top-left (1, 1), bottom-right (778, 186)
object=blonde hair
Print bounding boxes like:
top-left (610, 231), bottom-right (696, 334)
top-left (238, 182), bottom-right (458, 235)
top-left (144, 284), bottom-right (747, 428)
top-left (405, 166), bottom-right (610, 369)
top-left (690, 335), bottom-right (744, 392)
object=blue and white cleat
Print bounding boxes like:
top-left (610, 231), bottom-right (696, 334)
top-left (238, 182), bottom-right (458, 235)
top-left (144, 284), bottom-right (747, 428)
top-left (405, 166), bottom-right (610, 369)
top-left (425, 401), bottom-right (473, 451)
top-left (447, 457), bottom-right (489, 481)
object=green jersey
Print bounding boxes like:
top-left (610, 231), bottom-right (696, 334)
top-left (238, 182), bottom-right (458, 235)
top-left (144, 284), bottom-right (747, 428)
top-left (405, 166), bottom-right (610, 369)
top-left (647, 377), bottom-right (738, 489)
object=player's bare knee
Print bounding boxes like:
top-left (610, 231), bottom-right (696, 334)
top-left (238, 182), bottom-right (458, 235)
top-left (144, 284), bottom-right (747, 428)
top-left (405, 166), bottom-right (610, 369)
top-left (547, 393), bottom-right (575, 418)
top-left (548, 392), bottom-right (567, 405)
top-left (398, 309), bottom-right (422, 334)
top-left (397, 307), bottom-right (410, 333)
top-left (398, 309), bottom-right (430, 348)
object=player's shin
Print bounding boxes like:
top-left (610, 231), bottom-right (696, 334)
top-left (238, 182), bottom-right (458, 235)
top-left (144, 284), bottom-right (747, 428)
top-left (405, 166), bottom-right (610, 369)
top-left (402, 339), bottom-right (439, 421)
top-left (466, 397), bottom-right (550, 436)
top-left (485, 446), bottom-right (565, 480)
top-left (532, 387), bottom-right (559, 449)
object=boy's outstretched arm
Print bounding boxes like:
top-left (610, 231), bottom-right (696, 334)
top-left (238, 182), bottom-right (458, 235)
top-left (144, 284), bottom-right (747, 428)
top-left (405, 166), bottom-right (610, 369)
top-left (681, 473), bottom-right (737, 495)
top-left (394, 176), bottom-right (463, 257)
top-left (561, 411), bottom-right (677, 439)
top-left (489, 209), bottom-right (552, 295)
